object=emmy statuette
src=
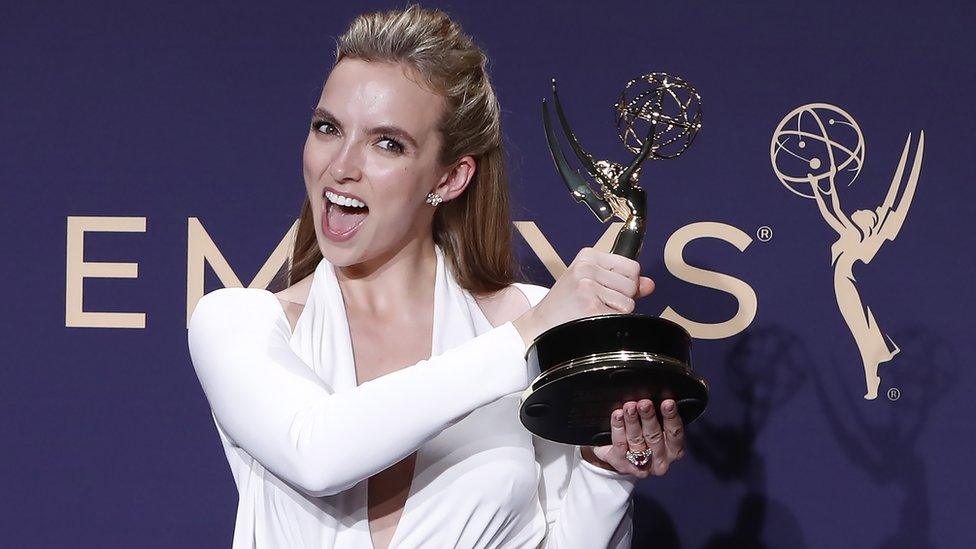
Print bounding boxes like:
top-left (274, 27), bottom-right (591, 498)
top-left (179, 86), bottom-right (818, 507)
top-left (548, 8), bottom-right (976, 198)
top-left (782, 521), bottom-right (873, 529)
top-left (519, 73), bottom-right (710, 446)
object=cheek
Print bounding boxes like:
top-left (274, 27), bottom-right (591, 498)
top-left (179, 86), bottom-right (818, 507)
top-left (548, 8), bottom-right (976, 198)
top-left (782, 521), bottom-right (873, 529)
top-left (369, 165), bottom-right (430, 224)
top-left (396, 164), bottom-right (423, 196)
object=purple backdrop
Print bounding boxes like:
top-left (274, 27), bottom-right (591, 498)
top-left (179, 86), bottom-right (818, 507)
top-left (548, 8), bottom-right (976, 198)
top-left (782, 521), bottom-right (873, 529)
top-left (3, 1), bottom-right (974, 547)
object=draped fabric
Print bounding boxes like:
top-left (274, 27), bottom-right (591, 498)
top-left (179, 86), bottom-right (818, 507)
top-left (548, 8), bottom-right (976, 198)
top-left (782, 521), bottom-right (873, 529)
top-left (188, 246), bottom-right (636, 548)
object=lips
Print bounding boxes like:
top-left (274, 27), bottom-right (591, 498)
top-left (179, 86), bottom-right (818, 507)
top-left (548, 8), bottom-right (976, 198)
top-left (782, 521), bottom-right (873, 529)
top-left (322, 188), bottom-right (369, 242)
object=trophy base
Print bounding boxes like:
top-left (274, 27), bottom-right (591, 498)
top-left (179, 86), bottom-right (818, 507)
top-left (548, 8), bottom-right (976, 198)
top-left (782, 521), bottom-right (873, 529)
top-left (519, 314), bottom-right (708, 446)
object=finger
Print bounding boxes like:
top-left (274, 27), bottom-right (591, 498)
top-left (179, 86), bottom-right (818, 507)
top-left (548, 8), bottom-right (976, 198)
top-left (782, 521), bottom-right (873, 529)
top-left (597, 408), bottom-right (648, 478)
top-left (593, 251), bottom-right (640, 280)
top-left (638, 276), bottom-right (655, 298)
top-left (638, 399), bottom-right (668, 475)
top-left (596, 285), bottom-right (635, 314)
top-left (596, 268), bottom-right (639, 298)
top-left (574, 262), bottom-right (638, 298)
top-left (609, 408), bottom-right (629, 458)
top-left (660, 399), bottom-right (686, 462)
top-left (573, 246), bottom-right (596, 265)
top-left (623, 402), bottom-right (648, 452)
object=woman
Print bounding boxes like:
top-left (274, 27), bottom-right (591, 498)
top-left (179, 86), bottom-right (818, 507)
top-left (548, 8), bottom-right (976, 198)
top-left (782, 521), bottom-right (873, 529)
top-left (188, 6), bottom-right (686, 548)
top-left (812, 182), bottom-right (902, 400)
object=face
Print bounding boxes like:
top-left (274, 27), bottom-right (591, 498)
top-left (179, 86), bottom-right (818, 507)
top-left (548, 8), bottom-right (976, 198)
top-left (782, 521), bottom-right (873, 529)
top-left (302, 58), bottom-right (473, 268)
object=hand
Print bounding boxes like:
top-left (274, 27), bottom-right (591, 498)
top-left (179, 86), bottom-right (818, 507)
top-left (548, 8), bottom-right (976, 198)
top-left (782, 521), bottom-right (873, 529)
top-left (513, 247), bottom-right (654, 346)
top-left (581, 399), bottom-right (685, 479)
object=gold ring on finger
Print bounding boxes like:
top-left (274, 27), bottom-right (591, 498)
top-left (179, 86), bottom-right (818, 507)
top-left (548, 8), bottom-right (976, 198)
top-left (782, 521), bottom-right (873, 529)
top-left (625, 449), bottom-right (652, 467)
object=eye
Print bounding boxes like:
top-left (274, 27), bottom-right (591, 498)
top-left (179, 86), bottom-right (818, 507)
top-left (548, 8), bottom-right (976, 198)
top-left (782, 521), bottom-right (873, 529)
top-left (311, 119), bottom-right (339, 136)
top-left (377, 136), bottom-right (405, 154)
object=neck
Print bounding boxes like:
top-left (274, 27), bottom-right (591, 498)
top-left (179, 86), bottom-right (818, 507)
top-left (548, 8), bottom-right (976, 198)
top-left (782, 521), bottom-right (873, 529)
top-left (334, 234), bottom-right (437, 317)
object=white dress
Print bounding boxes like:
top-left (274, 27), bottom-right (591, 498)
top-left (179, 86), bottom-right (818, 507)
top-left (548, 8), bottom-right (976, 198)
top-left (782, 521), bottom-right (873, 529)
top-left (187, 246), bottom-right (636, 548)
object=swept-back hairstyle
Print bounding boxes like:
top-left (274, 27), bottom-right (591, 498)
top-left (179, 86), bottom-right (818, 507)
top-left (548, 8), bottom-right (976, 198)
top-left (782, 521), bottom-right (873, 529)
top-left (285, 5), bottom-right (516, 294)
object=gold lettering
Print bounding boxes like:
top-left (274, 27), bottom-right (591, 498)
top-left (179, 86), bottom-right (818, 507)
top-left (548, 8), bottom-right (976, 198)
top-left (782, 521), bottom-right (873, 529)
top-left (660, 222), bottom-right (757, 339)
top-left (65, 216), bottom-right (147, 328)
top-left (186, 217), bottom-right (299, 326)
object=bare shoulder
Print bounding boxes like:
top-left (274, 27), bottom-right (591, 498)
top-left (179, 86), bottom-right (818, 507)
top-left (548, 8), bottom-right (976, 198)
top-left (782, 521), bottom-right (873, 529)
top-left (475, 283), bottom-right (549, 328)
top-left (274, 272), bottom-right (314, 304)
top-left (274, 273), bottom-right (314, 332)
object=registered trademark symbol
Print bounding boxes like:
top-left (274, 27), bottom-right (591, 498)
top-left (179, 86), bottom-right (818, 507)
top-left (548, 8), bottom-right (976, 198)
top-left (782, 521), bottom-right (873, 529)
top-left (757, 226), bottom-right (773, 242)
top-left (887, 387), bottom-right (901, 401)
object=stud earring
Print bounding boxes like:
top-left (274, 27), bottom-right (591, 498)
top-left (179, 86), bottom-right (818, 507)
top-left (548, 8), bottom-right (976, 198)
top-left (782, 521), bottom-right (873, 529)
top-left (425, 192), bottom-right (443, 206)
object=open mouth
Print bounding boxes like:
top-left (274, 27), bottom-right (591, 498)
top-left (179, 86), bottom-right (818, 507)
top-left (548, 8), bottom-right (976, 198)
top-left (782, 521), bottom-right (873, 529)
top-left (322, 189), bottom-right (369, 241)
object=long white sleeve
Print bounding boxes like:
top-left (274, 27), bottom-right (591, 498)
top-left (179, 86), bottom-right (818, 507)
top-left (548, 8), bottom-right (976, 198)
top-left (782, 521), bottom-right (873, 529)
top-left (535, 437), bottom-right (636, 548)
top-left (512, 282), bottom-right (637, 548)
top-left (187, 287), bottom-right (531, 498)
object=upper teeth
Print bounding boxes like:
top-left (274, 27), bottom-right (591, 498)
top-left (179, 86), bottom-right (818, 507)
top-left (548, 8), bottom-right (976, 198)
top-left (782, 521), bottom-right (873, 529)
top-left (325, 191), bottom-right (366, 208)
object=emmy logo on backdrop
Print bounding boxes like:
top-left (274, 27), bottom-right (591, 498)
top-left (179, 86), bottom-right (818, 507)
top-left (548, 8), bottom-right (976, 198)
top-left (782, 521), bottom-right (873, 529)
top-left (770, 103), bottom-right (924, 400)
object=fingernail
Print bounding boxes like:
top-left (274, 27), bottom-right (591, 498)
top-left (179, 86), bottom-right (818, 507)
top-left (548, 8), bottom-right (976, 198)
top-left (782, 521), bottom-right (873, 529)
top-left (638, 402), bottom-right (651, 413)
top-left (664, 401), bottom-right (675, 413)
top-left (614, 411), bottom-right (624, 422)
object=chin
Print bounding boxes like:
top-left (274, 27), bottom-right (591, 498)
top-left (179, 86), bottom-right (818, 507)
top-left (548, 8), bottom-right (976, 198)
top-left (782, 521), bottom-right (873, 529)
top-left (316, 235), bottom-right (367, 268)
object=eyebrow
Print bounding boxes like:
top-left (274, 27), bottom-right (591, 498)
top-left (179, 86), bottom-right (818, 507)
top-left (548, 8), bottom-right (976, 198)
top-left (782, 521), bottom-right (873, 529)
top-left (312, 107), bottom-right (420, 150)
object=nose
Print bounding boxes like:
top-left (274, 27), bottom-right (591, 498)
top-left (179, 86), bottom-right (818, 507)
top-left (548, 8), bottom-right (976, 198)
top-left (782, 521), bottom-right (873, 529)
top-left (328, 140), bottom-right (363, 183)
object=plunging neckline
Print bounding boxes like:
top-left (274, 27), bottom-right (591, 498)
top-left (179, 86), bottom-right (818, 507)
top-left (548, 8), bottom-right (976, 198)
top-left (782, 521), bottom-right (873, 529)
top-left (285, 248), bottom-right (457, 549)
top-left (266, 246), bottom-right (498, 548)
top-left (334, 259), bottom-right (438, 549)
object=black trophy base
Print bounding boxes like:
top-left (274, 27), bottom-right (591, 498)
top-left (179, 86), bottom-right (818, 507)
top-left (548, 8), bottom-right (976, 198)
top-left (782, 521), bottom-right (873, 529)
top-left (519, 314), bottom-right (708, 446)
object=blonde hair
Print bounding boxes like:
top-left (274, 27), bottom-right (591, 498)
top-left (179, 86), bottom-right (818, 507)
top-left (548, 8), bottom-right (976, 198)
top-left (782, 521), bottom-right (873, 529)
top-left (284, 5), bottom-right (516, 294)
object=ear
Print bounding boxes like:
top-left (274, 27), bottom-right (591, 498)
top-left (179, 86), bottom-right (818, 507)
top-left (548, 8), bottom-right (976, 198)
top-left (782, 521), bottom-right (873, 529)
top-left (432, 155), bottom-right (476, 203)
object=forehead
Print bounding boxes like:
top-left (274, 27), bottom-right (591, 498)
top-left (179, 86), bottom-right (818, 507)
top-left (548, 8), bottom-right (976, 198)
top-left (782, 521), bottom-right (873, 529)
top-left (320, 59), bottom-right (444, 137)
